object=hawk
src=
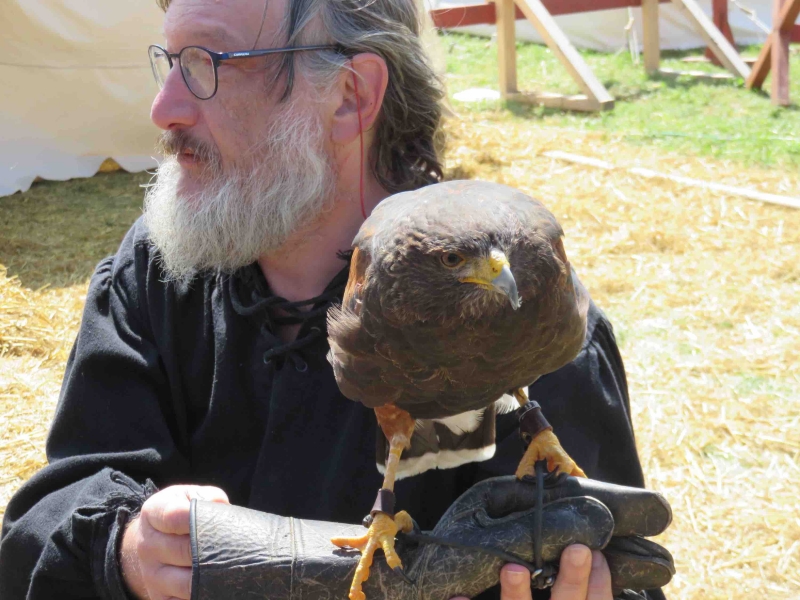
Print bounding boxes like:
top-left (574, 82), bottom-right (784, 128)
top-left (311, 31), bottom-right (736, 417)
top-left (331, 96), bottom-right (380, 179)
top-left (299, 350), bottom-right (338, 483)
top-left (328, 180), bottom-right (589, 600)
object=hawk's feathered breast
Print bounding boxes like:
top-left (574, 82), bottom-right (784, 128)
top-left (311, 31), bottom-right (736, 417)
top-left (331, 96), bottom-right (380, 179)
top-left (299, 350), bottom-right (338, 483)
top-left (327, 180), bottom-right (589, 421)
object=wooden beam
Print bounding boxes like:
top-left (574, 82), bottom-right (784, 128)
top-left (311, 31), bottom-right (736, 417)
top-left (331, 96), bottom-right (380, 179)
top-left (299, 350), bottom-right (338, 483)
top-left (543, 150), bottom-right (800, 210)
top-left (642, 0), bottom-right (661, 74)
top-left (496, 0), bottom-right (518, 97)
top-left (772, 0), bottom-right (792, 105)
top-left (669, 0), bottom-right (750, 79)
top-left (746, 0), bottom-right (800, 90)
top-left (430, 4), bottom-right (502, 28)
top-left (706, 0), bottom-right (735, 65)
top-left (541, 0), bottom-right (670, 16)
top-left (429, 0), bottom-right (674, 28)
top-left (746, 34), bottom-right (774, 89)
top-left (513, 0), bottom-right (614, 106)
top-left (774, 0), bottom-right (800, 32)
top-left (507, 91), bottom-right (610, 111)
top-left (657, 67), bottom-right (735, 81)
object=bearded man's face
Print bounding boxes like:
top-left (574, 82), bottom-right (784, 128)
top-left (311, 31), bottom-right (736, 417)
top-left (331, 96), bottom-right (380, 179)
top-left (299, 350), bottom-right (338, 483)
top-left (144, 98), bottom-right (335, 281)
top-left (145, 0), bottom-right (336, 281)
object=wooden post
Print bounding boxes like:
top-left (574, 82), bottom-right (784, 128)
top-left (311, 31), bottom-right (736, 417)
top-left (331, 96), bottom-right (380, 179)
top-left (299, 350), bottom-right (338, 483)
top-left (669, 0), bottom-right (750, 79)
top-left (706, 0), bottom-right (735, 66)
top-left (512, 0), bottom-right (614, 109)
top-left (642, 0), bottom-right (661, 74)
top-left (746, 0), bottom-right (800, 97)
top-left (496, 0), bottom-right (518, 98)
top-left (772, 0), bottom-right (791, 105)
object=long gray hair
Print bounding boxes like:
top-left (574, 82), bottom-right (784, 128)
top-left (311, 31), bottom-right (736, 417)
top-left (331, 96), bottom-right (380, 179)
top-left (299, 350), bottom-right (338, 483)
top-left (157, 0), bottom-right (445, 193)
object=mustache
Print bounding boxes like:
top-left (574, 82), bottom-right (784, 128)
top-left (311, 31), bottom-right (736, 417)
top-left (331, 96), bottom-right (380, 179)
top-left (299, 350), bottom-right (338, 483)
top-left (156, 130), bottom-right (221, 168)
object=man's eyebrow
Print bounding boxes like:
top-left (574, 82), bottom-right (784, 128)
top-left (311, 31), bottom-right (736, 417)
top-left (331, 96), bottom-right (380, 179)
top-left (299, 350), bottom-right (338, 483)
top-left (163, 23), bottom-right (251, 51)
top-left (194, 25), bottom-right (243, 48)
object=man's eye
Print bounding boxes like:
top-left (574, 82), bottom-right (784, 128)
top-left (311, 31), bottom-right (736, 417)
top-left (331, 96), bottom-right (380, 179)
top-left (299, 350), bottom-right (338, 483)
top-left (441, 253), bottom-right (465, 268)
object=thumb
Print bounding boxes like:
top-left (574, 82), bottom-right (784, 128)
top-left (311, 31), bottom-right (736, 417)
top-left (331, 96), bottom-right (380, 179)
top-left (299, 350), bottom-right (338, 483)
top-left (143, 485), bottom-right (229, 535)
top-left (187, 486), bottom-right (230, 504)
top-left (500, 564), bottom-right (532, 600)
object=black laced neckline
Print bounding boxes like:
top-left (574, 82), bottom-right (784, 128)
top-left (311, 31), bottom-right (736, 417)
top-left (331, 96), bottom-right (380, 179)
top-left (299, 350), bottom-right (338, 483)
top-left (228, 252), bottom-right (351, 371)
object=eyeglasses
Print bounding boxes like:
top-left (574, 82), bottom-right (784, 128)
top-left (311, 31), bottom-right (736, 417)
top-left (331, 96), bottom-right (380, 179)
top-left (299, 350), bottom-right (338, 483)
top-left (148, 43), bottom-right (343, 100)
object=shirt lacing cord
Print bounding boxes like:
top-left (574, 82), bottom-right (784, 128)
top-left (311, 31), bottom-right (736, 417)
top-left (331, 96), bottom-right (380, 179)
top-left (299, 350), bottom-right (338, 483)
top-left (229, 264), bottom-right (349, 372)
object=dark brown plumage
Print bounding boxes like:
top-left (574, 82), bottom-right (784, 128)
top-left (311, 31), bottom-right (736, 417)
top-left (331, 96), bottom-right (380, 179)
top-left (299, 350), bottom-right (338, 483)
top-left (328, 180), bottom-right (590, 600)
top-left (328, 179), bottom-right (588, 420)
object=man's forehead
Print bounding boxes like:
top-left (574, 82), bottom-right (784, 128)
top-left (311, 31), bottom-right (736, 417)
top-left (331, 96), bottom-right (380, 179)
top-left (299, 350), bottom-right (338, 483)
top-left (163, 0), bottom-right (288, 49)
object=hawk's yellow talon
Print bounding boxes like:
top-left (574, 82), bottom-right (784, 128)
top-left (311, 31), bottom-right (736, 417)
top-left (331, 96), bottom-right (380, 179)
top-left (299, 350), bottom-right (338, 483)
top-left (516, 429), bottom-right (586, 478)
top-left (331, 511), bottom-right (413, 600)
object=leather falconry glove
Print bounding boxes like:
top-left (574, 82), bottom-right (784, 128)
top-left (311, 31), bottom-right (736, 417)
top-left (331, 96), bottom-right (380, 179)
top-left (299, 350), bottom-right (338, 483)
top-left (189, 474), bottom-right (674, 600)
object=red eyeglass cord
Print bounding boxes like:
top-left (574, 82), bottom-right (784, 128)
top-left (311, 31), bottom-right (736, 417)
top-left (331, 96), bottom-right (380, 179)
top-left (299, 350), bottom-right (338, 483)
top-left (351, 69), bottom-right (367, 220)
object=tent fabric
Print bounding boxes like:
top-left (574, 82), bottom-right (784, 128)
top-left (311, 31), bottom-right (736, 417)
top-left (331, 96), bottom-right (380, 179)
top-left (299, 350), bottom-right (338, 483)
top-left (1, 1), bottom-right (164, 197)
top-left (1, 1), bottom-right (775, 198)
top-left (426, 0), bottom-right (772, 51)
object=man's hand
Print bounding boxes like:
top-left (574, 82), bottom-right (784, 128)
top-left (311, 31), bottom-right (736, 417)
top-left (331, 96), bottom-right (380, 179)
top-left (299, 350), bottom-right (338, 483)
top-left (120, 485), bottom-right (229, 600)
top-left (450, 545), bottom-right (612, 600)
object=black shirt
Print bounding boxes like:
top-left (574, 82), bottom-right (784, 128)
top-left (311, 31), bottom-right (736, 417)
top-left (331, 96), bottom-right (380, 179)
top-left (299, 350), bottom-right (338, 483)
top-left (0, 218), bottom-right (648, 599)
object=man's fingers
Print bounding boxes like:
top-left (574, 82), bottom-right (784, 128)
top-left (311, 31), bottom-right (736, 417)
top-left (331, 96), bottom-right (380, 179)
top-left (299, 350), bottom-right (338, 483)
top-left (499, 563), bottom-right (532, 600)
top-left (144, 485), bottom-right (229, 534)
top-left (551, 545), bottom-right (592, 600)
top-left (140, 528), bottom-right (193, 567)
top-left (143, 492), bottom-right (192, 535)
top-left (586, 551), bottom-right (613, 600)
top-left (145, 564), bottom-right (192, 600)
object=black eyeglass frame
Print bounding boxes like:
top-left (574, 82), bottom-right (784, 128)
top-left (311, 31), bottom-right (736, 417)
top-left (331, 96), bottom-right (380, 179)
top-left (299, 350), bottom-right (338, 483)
top-left (148, 43), bottom-right (346, 100)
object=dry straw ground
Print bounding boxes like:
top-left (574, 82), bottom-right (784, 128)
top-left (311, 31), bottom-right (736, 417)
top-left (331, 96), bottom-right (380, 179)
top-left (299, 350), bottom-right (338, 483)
top-left (1, 113), bottom-right (799, 599)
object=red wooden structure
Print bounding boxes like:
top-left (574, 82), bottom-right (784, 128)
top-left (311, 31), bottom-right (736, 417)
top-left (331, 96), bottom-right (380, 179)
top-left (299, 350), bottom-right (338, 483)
top-left (430, 0), bottom-right (800, 42)
top-left (706, 0), bottom-right (799, 66)
top-left (745, 0), bottom-right (800, 104)
top-left (431, 0), bottom-right (751, 88)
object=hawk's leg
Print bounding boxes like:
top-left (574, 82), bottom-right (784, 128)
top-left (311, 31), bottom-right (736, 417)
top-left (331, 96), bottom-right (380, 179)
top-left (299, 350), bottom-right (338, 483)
top-left (513, 388), bottom-right (586, 479)
top-left (331, 404), bottom-right (416, 600)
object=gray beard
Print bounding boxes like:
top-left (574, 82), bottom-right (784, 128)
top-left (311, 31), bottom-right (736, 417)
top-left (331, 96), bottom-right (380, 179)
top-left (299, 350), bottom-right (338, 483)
top-left (143, 108), bottom-right (336, 282)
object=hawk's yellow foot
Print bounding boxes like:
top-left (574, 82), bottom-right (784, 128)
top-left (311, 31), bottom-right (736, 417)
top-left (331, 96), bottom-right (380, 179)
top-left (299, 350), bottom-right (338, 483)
top-left (331, 510), bottom-right (414, 600)
top-left (516, 429), bottom-right (586, 479)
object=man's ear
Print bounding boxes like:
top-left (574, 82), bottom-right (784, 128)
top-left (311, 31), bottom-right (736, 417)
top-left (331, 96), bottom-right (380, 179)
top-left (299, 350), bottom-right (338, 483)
top-left (330, 53), bottom-right (388, 145)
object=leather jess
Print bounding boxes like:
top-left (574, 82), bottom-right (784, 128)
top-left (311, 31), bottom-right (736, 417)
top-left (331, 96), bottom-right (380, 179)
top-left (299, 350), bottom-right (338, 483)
top-left (190, 475), bottom-right (675, 600)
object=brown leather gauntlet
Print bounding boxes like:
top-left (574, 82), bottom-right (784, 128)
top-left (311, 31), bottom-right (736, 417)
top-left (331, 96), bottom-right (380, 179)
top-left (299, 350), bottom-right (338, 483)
top-left (190, 475), bottom-right (675, 600)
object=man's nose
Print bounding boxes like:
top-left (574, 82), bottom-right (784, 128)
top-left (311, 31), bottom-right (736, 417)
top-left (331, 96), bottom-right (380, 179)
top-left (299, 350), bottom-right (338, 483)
top-left (150, 66), bottom-right (200, 131)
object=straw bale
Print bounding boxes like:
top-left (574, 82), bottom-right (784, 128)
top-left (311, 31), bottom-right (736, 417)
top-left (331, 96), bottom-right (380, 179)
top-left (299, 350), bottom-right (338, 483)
top-left (0, 266), bottom-right (85, 511)
top-left (1, 113), bottom-right (799, 598)
top-left (442, 112), bottom-right (800, 599)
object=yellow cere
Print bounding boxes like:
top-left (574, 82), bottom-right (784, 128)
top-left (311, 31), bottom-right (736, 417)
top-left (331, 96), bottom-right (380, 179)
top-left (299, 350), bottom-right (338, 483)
top-left (460, 248), bottom-right (510, 287)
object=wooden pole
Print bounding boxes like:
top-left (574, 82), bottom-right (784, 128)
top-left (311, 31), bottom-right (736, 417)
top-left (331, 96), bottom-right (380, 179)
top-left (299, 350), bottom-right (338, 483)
top-left (670, 0), bottom-right (750, 79)
top-left (772, 0), bottom-right (792, 105)
top-left (706, 0), bottom-right (735, 66)
top-left (513, 0), bottom-right (614, 107)
top-left (642, 0), bottom-right (661, 74)
top-left (496, 0), bottom-right (519, 98)
top-left (746, 0), bottom-right (800, 95)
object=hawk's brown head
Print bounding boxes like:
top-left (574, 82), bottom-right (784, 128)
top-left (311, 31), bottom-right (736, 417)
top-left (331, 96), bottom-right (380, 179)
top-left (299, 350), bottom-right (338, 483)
top-left (358, 180), bottom-right (568, 325)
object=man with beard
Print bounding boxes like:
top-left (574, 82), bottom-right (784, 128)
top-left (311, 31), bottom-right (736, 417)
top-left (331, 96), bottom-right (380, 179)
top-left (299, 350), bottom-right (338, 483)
top-left (0, 1), bottom-right (652, 600)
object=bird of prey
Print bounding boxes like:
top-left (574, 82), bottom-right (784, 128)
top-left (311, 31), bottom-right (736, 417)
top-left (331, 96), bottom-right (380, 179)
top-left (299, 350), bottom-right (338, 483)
top-left (327, 180), bottom-right (589, 600)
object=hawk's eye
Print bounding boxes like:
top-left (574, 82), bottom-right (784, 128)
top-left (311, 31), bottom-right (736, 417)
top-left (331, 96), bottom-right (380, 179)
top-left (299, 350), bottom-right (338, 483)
top-left (441, 253), bottom-right (465, 268)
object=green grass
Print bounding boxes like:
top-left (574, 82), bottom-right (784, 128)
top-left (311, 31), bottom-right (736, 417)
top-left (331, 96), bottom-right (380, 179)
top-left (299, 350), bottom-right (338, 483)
top-left (441, 32), bottom-right (800, 168)
top-left (0, 172), bottom-right (149, 289)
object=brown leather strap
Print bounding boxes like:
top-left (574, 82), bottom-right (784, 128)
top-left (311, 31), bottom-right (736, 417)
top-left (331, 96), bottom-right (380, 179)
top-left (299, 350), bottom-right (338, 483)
top-left (517, 400), bottom-right (553, 447)
top-left (369, 488), bottom-right (396, 518)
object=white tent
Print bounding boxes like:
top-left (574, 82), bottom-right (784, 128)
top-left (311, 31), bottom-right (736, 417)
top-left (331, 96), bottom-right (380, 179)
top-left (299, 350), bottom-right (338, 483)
top-left (1, 1), bottom-right (164, 197)
top-left (426, 0), bottom-right (772, 52)
top-left (1, 1), bottom-right (774, 198)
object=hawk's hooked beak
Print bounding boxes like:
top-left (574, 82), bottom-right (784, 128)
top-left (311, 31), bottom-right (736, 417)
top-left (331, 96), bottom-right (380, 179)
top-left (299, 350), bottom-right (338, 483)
top-left (460, 249), bottom-right (521, 310)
